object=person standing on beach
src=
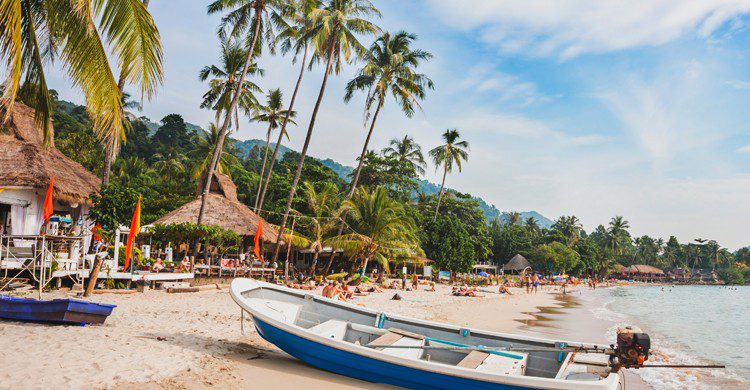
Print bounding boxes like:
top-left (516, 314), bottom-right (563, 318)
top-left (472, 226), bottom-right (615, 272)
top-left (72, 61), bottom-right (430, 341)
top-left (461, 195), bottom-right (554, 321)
top-left (532, 273), bottom-right (539, 294)
top-left (525, 273), bottom-right (532, 293)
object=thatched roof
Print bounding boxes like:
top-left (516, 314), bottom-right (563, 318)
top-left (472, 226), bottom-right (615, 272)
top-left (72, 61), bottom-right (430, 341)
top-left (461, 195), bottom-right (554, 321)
top-left (503, 254), bottom-right (532, 272)
top-left (0, 103), bottom-right (100, 205)
top-left (633, 264), bottom-right (664, 275)
top-left (154, 173), bottom-right (279, 242)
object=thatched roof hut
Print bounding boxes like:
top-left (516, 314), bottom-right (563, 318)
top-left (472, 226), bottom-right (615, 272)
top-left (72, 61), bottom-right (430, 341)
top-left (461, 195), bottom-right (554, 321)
top-left (154, 173), bottom-right (279, 242)
top-left (0, 103), bottom-right (100, 204)
top-left (503, 254), bottom-right (532, 272)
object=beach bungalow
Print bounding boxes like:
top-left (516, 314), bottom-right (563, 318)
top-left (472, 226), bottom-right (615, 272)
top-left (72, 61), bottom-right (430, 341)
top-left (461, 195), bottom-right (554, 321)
top-left (614, 264), bottom-right (665, 282)
top-left (502, 254), bottom-right (532, 274)
top-left (152, 172), bottom-right (279, 263)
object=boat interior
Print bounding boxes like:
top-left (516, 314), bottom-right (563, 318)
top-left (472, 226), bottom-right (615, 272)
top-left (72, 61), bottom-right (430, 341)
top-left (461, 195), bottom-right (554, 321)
top-left (239, 284), bottom-right (612, 382)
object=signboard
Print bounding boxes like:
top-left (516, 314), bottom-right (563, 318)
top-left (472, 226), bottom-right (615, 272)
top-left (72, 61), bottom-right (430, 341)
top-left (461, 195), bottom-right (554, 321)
top-left (438, 270), bottom-right (451, 281)
top-left (423, 265), bottom-right (432, 277)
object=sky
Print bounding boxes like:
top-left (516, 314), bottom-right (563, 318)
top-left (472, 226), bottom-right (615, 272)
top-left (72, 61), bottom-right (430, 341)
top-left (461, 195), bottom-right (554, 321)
top-left (43, 1), bottom-right (750, 249)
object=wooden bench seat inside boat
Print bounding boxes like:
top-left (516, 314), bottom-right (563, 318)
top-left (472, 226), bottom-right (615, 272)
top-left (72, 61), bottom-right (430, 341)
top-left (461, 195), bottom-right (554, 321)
top-left (309, 320), bottom-right (348, 340)
top-left (246, 298), bottom-right (301, 324)
top-left (370, 328), bottom-right (425, 360)
top-left (457, 350), bottom-right (528, 376)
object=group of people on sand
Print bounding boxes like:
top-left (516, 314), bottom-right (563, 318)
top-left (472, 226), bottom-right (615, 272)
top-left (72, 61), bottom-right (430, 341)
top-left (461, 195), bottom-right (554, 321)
top-left (149, 256), bottom-right (192, 273)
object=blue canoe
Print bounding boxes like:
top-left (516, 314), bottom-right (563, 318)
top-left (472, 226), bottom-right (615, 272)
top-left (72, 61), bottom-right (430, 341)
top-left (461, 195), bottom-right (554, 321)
top-left (0, 295), bottom-right (116, 325)
top-left (230, 279), bottom-right (620, 390)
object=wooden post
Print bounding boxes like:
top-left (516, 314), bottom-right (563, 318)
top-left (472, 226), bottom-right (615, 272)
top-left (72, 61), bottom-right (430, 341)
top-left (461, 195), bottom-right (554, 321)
top-left (83, 254), bottom-right (103, 297)
top-left (284, 217), bottom-right (296, 283)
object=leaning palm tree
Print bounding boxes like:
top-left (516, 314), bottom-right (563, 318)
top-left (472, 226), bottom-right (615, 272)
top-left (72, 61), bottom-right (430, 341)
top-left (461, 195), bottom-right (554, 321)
top-left (198, 0), bottom-right (285, 226)
top-left (188, 123), bottom-right (238, 180)
top-left (428, 129), bottom-right (469, 220)
top-left (250, 88), bottom-right (296, 210)
top-left (295, 181), bottom-right (339, 276)
top-left (344, 31), bottom-right (433, 197)
top-left (199, 36), bottom-right (264, 130)
top-left (256, 0), bottom-right (322, 213)
top-left (382, 134), bottom-right (426, 175)
top-left (1, 0), bottom-right (164, 180)
top-left (271, 0), bottom-right (381, 263)
top-left (329, 186), bottom-right (420, 273)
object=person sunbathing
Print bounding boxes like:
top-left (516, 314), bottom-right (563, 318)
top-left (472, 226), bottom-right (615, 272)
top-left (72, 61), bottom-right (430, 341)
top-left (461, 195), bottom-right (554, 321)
top-left (151, 258), bottom-right (165, 273)
top-left (499, 284), bottom-right (513, 295)
top-left (177, 256), bottom-right (191, 272)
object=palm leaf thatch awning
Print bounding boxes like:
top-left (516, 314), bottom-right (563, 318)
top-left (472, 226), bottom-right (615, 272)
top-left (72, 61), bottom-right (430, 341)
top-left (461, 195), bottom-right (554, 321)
top-left (153, 173), bottom-right (279, 242)
top-left (503, 254), bottom-right (532, 272)
top-left (0, 103), bottom-right (100, 205)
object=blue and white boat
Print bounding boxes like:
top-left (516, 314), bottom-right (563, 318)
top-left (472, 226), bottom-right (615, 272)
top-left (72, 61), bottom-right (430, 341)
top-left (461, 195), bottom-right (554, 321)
top-left (0, 295), bottom-right (116, 325)
top-left (230, 279), bottom-right (622, 389)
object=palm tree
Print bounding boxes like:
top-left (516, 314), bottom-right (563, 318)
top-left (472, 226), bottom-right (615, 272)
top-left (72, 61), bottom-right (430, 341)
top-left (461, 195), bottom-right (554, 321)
top-left (382, 135), bottom-right (426, 175)
top-left (256, 0), bottom-right (322, 213)
top-left (505, 211), bottom-right (522, 227)
top-left (296, 182), bottom-right (339, 276)
top-left (188, 123), bottom-right (238, 180)
top-left (199, 36), bottom-right (264, 130)
top-left (1, 0), bottom-right (163, 181)
top-left (343, 31), bottom-right (433, 197)
top-left (198, 0), bottom-right (285, 226)
top-left (428, 129), bottom-right (469, 220)
top-left (152, 149), bottom-right (188, 180)
top-left (330, 186), bottom-right (419, 273)
top-left (524, 217), bottom-right (541, 236)
top-left (553, 215), bottom-right (583, 247)
top-left (250, 88), bottom-right (296, 210)
top-left (606, 216), bottom-right (630, 256)
top-left (271, 0), bottom-right (380, 263)
top-left (113, 156), bottom-right (153, 183)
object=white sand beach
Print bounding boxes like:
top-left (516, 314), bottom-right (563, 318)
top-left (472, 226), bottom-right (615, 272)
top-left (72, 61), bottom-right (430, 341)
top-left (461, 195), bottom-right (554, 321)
top-left (0, 284), bottom-right (626, 389)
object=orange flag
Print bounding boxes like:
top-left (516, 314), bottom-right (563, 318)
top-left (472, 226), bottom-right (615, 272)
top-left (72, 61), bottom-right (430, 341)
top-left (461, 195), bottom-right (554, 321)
top-left (124, 197), bottom-right (141, 271)
top-left (43, 176), bottom-right (55, 222)
top-left (254, 219), bottom-right (264, 262)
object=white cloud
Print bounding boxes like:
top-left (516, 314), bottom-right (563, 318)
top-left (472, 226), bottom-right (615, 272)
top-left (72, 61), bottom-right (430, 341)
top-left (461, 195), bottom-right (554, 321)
top-left (459, 65), bottom-right (553, 107)
top-left (737, 144), bottom-right (750, 153)
top-left (425, 0), bottom-right (750, 58)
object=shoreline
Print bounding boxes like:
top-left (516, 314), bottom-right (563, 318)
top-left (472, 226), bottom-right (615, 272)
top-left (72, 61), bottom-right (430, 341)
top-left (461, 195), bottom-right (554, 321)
top-left (0, 283), bottom-right (621, 389)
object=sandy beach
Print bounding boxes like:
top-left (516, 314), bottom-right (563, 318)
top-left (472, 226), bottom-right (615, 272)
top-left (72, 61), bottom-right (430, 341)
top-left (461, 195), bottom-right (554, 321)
top-left (0, 283), bottom-right (634, 389)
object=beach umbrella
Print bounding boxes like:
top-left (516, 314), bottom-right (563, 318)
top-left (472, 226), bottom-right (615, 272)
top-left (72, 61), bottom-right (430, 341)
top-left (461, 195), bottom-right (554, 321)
top-left (478, 271), bottom-right (490, 277)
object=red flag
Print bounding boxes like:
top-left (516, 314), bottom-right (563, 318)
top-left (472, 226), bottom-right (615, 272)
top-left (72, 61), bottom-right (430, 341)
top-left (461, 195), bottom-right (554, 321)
top-left (124, 197), bottom-right (141, 271)
top-left (43, 176), bottom-right (55, 222)
top-left (254, 219), bottom-right (264, 262)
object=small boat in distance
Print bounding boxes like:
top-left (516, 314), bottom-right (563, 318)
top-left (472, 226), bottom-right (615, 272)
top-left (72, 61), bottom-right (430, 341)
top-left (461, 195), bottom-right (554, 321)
top-left (230, 279), bottom-right (629, 389)
top-left (0, 295), bottom-right (116, 325)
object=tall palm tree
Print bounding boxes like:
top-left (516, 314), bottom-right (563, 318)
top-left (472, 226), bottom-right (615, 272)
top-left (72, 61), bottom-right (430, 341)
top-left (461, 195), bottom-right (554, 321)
top-left (1, 0), bottom-right (163, 176)
top-left (296, 182), bottom-right (339, 276)
top-left (330, 186), bottom-right (419, 273)
top-left (102, 91), bottom-right (145, 184)
top-left (257, 0), bottom-right (322, 213)
top-left (606, 216), bottom-right (630, 256)
top-left (199, 36), bottom-right (264, 132)
top-left (343, 31), bottom-right (433, 197)
top-left (553, 215), bottom-right (583, 247)
top-left (198, 0), bottom-right (285, 226)
top-left (429, 129), bottom-right (469, 220)
top-left (505, 211), bottom-right (522, 227)
top-left (524, 217), bottom-right (541, 237)
top-left (152, 149), bottom-right (188, 180)
top-left (250, 88), bottom-right (296, 210)
top-left (271, 0), bottom-right (380, 263)
top-left (188, 123), bottom-right (238, 180)
top-left (382, 135), bottom-right (426, 175)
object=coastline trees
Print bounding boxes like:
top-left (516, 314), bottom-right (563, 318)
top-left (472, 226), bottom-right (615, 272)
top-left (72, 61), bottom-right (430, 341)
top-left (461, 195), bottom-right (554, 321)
top-left (344, 31), bottom-right (433, 197)
top-left (429, 129), bottom-right (469, 220)
top-left (271, 0), bottom-right (381, 263)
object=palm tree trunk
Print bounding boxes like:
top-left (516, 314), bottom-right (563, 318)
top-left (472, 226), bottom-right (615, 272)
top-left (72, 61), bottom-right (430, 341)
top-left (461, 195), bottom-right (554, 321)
top-left (322, 249), bottom-right (336, 276)
top-left (433, 166), bottom-right (448, 220)
top-left (254, 123), bottom-right (273, 210)
top-left (347, 96), bottom-right (384, 197)
top-left (102, 151), bottom-right (113, 185)
top-left (310, 250), bottom-right (320, 277)
top-left (258, 45), bottom-right (308, 212)
top-left (197, 10), bottom-right (262, 226)
top-left (272, 42), bottom-right (336, 263)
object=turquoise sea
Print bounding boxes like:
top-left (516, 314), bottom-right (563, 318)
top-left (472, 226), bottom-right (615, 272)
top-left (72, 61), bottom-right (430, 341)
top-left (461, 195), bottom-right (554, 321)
top-left (583, 285), bottom-right (749, 389)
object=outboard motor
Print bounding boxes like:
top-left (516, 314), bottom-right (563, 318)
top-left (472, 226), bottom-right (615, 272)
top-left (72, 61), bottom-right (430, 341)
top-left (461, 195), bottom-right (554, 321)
top-left (610, 326), bottom-right (650, 370)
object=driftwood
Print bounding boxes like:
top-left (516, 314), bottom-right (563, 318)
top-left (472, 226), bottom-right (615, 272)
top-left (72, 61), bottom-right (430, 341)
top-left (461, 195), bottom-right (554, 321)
top-left (166, 283), bottom-right (222, 293)
top-left (92, 289), bottom-right (137, 295)
top-left (83, 254), bottom-right (104, 297)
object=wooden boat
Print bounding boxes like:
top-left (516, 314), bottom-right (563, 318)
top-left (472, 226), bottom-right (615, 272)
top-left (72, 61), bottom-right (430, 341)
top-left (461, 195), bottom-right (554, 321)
top-left (0, 295), bottom-right (116, 325)
top-left (230, 279), bottom-right (622, 389)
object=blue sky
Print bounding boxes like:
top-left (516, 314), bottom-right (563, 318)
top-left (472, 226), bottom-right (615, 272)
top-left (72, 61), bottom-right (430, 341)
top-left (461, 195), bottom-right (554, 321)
top-left (43, 1), bottom-right (750, 249)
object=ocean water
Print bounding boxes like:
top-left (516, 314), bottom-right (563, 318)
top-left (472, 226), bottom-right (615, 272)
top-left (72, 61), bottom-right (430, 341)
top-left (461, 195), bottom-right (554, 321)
top-left (584, 285), bottom-right (749, 389)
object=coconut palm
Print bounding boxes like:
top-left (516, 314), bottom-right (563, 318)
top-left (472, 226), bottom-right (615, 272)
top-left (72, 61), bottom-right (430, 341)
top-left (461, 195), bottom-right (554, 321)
top-left (1, 0), bottom-right (164, 187)
top-left (382, 135), bottom-right (426, 175)
top-left (295, 182), bottom-right (339, 276)
top-left (553, 215), bottom-right (583, 247)
top-left (329, 186), bottom-right (419, 273)
top-left (152, 149), bottom-right (188, 180)
top-left (428, 129), bottom-right (469, 220)
top-left (102, 91), bottom-right (145, 184)
top-left (198, 0), bottom-right (286, 226)
top-left (271, 0), bottom-right (380, 263)
top-left (524, 217), bottom-right (541, 237)
top-left (505, 211), bottom-right (522, 227)
top-left (199, 36), bottom-right (264, 131)
top-left (256, 0), bottom-right (322, 212)
top-left (606, 216), bottom-right (630, 256)
top-left (250, 88), bottom-right (296, 210)
top-left (113, 156), bottom-right (153, 183)
top-left (343, 31), bottom-right (433, 197)
top-left (188, 123), bottom-right (239, 180)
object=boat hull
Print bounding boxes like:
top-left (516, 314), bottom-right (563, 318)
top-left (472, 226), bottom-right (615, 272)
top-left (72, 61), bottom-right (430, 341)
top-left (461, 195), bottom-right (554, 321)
top-left (0, 296), bottom-right (116, 325)
top-left (253, 316), bottom-right (530, 390)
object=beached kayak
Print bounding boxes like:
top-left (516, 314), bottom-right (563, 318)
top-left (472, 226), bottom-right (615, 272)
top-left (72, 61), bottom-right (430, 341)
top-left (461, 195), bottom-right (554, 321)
top-left (230, 279), bottom-right (621, 389)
